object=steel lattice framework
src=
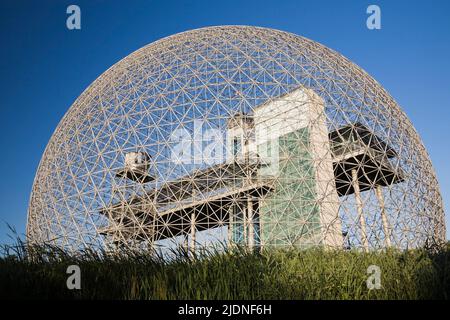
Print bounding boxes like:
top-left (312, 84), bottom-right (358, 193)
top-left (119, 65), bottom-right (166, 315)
top-left (27, 26), bottom-right (445, 253)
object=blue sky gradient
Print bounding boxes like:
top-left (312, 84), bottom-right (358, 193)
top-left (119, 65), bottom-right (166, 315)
top-left (0, 0), bottom-right (449, 243)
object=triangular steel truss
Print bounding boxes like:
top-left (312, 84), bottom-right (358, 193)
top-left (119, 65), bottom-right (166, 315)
top-left (27, 26), bottom-right (446, 254)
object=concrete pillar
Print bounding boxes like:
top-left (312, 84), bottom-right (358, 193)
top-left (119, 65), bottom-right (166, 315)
top-left (247, 197), bottom-right (254, 250)
top-left (190, 210), bottom-right (196, 255)
top-left (351, 169), bottom-right (369, 252)
top-left (228, 204), bottom-right (233, 248)
top-left (257, 200), bottom-right (263, 251)
top-left (150, 192), bottom-right (159, 253)
top-left (150, 206), bottom-right (157, 245)
top-left (376, 184), bottom-right (391, 247)
top-left (242, 202), bottom-right (247, 245)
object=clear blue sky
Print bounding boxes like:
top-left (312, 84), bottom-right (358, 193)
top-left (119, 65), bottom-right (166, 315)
top-left (1, 0), bottom-right (449, 243)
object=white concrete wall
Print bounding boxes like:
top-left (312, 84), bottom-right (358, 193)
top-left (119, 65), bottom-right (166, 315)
top-left (253, 88), bottom-right (310, 176)
top-left (306, 89), bottom-right (343, 248)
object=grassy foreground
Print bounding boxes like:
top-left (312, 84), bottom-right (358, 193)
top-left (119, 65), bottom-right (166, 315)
top-left (1, 241), bottom-right (449, 300)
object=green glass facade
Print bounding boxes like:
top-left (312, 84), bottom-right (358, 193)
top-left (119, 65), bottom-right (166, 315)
top-left (258, 127), bottom-right (321, 246)
top-left (230, 126), bottom-right (323, 248)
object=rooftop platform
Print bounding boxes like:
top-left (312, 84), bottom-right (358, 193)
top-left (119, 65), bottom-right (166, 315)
top-left (329, 123), bottom-right (404, 196)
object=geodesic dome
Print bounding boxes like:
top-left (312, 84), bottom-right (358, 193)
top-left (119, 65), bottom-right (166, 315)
top-left (27, 26), bottom-right (446, 253)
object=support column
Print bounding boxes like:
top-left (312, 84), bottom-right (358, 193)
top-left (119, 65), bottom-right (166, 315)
top-left (247, 197), bottom-right (254, 250)
top-left (228, 204), bottom-right (233, 248)
top-left (351, 168), bottom-right (369, 252)
top-left (150, 205), bottom-right (158, 249)
top-left (242, 202), bottom-right (247, 246)
top-left (190, 211), bottom-right (196, 255)
top-left (376, 184), bottom-right (391, 247)
top-left (256, 200), bottom-right (263, 251)
top-left (150, 192), bottom-right (159, 254)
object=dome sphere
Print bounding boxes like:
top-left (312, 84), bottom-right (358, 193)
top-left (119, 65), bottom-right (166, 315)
top-left (27, 26), bottom-right (446, 252)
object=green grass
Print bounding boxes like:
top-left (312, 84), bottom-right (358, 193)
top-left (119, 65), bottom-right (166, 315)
top-left (1, 239), bottom-right (449, 300)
